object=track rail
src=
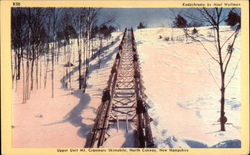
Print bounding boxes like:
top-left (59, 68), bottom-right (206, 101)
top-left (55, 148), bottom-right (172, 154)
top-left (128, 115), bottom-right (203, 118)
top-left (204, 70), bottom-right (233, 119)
top-left (85, 28), bottom-right (154, 148)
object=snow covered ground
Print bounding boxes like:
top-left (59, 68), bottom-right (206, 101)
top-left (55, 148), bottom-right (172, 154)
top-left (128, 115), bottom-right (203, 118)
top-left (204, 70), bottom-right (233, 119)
top-left (12, 32), bottom-right (122, 147)
top-left (134, 26), bottom-right (241, 148)
top-left (12, 26), bottom-right (241, 148)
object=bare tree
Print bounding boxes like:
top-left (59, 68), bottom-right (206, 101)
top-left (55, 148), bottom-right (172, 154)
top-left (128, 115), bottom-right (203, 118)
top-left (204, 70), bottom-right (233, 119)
top-left (51, 8), bottom-right (59, 98)
top-left (71, 8), bottom-right (87, 89)
top-left (11, 9), bottom-right (29, 103)
top-left (25, 8), bottom-right (46, 92)
top-left (45, 8), bottom-right (61, 97)
top-left (11, 7), bottom-right (117, 104)
top-left (11, 8), bottom-right (30, 103)
top-left (43, 15), bottom-right (51, 89)
top-left (184, 8), bottom-right (241, 131)
top-left (11, 8), bottom-right (28, 81)
top-left (62, 10), bottom-right (77, 89)
top-left (81, 8), bottom-right (99, 93)
top-left (82, 8), bottom-right (116, 92)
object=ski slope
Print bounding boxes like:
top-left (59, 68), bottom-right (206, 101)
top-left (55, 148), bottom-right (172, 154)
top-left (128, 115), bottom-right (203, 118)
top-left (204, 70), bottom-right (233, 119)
top-left (135, 26), bottom-right (240, 148)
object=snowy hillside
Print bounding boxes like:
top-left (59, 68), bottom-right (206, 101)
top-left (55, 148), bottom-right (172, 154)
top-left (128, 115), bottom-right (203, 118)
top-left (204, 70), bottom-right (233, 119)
top-left (134, 26), bottom-right (241, 148)
top-left (12, 32), bottom-right (123, 147)
top-left (12, 26), bottom-right (241, 148)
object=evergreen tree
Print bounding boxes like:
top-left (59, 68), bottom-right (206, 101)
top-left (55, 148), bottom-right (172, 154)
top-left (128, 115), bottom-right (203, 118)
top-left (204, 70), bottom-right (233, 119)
top-left (192, 27), bottom-right (198, 34)
top-left (225, 10), bottom-right (240, 29)
top-left (173, 15), bottom-right (187, 28)
top-left (137, 22), bottom-right (146, 29)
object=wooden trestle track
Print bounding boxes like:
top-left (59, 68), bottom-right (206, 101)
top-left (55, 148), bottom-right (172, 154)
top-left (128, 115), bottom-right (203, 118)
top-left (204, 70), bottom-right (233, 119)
top-left (85, 28), bottom-right (154, 148)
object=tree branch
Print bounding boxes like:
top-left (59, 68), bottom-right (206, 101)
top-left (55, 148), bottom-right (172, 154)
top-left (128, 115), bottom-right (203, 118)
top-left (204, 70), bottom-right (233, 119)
top-left (185, 30), bottom-right (220, 64)
top-left (225, 58), bottom-right (240, 88)
top-left (223, 30), bottom-right (239, 74)
top-left (198, 8), bottom-right (214, 26)
top-left (213, 27), bottom-right (219, 51)
top-left (195, 45), bottom-right (220, 89)
top-left (221, 30), bottom-right (238, 49)
top-left (203, 8), bottom-right (217, 26)
top-left (208, 63), bottom-right (220, 89)
top-left (183, 10), bottom-right (208, 23)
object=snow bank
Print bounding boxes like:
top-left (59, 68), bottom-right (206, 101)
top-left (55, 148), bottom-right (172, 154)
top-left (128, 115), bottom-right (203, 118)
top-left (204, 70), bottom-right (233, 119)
top-left (211, 139), bottom-right (241, 148)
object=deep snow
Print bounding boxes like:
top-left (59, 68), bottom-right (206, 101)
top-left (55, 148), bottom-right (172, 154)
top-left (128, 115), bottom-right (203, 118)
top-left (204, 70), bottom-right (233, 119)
top-left (12, 32), bottom-right (122, 147)
top-left (134, 26), bottom-right (241, 148)
top-left (12, 26), bottom-right (241, 148)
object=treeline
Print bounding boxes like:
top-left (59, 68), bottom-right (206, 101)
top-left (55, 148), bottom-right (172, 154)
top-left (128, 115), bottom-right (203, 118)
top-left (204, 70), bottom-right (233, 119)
top-left (11, 8), bottom-right (116, 103)
top-left (173, 10), bottom-right (241, 29)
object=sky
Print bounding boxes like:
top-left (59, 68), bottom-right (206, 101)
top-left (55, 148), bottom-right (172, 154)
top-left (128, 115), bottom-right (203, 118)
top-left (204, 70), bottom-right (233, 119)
top-left (98, 8), bottom-right (173, 30)
top-left (11, 7), bottom-right (240, 32)
top-left (98, 8), bottom-right (240, 30)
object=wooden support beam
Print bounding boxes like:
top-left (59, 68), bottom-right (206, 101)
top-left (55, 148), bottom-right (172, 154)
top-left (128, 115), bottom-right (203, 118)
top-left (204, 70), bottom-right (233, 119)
top-left (116, 115), bottom-right (119, 132)
top-left (126, 114), bottom-right (128, 132)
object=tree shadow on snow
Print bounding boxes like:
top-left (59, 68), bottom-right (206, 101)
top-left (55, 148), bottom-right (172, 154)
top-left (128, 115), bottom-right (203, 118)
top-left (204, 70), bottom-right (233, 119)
top-left (43, 34), bottom-right (121, 146)
top-left (121, 131), bottom-right (137, 148)
top-left (43, 90), bottom-right (95, 144)
top-left (63, 91), bottom-right (93, 139)
top-left (87, 45), bottom-right (119, 76)
top-left (183, 139), bottom-right (241, 148)
top-left (184, 140), bottom-right (208, 148)
top-left (60, 34), bottom-right (121, 89)
top-left (211, 139), bottom-right (241, 148)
